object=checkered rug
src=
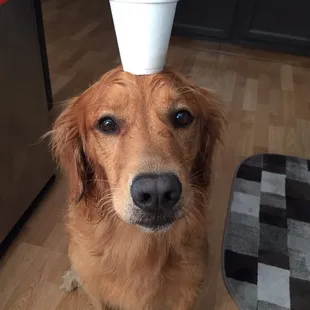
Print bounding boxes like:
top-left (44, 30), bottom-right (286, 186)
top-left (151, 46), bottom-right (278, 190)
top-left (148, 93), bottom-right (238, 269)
top-left (222, 154), bottom-right (310, 310)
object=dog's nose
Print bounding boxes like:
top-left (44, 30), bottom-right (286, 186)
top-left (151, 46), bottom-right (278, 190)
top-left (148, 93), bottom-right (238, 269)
top-left (131, 173), bottom-right (182, 213)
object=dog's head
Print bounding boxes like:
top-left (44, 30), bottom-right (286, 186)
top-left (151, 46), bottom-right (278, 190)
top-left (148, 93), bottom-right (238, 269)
top-left (52, 67), bottom-right (224, 231)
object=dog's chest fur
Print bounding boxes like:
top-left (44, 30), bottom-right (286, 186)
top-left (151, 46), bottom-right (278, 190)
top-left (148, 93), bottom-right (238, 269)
top-left (67, 206), bottom-right (206, 310)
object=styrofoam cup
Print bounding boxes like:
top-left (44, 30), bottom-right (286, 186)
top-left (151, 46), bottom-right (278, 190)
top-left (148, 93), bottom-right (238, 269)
top-left (109, 0), bottom-right (179, 75)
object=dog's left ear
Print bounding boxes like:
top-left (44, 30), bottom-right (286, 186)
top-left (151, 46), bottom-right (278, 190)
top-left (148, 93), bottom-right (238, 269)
top-left (51, 99), bottom-right (93, 204)
top-left (192, 87), bottom-right (225, 188)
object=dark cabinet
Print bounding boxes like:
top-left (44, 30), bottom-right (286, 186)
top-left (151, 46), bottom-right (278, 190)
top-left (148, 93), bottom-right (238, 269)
top-left (173, 0), bottom-right (310, 56)
top-left (174, 0), bottom-right (237, 39)
top-left (0, 0), bottom-right (54, 244)
top-left (234, 0), bottom-right (310, 48)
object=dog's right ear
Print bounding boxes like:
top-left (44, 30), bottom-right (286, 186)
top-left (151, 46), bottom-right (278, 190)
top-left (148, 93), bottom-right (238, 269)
top-left (51, 99), bottom-right (92, 204)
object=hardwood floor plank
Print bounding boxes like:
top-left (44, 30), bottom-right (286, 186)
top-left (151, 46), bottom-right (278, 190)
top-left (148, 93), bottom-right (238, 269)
top-left (254, 103), bottom-right (269, 149)
top-left (281, 64), bottom-right (294, 91)
top-left (1, 248), bottom-right (62, 310)
top-left (268, 125), bottom-right (284, 153)
top-left (31, 282), bottom-right (64, 310)
top-left (0, 243), bottom-right (41, 309)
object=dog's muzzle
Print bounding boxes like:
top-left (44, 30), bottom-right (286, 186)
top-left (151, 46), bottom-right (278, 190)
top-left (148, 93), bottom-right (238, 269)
top-left (130, 173), bottom-right (182, 230)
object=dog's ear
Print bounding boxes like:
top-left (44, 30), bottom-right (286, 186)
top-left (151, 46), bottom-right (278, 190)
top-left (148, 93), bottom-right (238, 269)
top-left (51, 99), bottom-right (93, 204)
top-left (192, 87), bottom-right (225, 188)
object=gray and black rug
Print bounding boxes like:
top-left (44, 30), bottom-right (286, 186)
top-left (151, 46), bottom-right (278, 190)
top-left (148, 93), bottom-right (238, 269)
top-left (222, 154), bottom-right (310, 310)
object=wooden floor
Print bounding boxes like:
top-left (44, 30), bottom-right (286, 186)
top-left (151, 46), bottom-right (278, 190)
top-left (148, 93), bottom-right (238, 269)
top-left (1, 0), bottom-right (310, 309)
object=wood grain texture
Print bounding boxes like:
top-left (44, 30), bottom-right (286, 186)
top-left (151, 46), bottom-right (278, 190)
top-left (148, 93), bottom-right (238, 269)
top-left (1, 0), bottom-right (310, 309)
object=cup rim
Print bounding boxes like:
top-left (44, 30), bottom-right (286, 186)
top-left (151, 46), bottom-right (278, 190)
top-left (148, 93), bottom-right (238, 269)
top-left (110, 0), bottom-right (178, 3)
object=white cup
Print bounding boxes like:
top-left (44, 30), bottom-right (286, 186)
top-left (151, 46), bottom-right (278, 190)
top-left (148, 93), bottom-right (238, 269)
top-left (109, 0), bottom-right (179, 75)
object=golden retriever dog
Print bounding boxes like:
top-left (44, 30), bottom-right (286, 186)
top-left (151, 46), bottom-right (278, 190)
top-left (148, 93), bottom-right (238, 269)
top-left (51, 66), bottom-right (224, 310)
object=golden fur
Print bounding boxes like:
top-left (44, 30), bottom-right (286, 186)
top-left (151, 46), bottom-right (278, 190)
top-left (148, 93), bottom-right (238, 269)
top-left (51, 67), bottom-right (225, 310)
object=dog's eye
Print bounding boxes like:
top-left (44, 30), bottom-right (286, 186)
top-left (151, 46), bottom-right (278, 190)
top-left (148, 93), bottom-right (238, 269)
top-left (173, 110), bottom-right (193, 128)
top-left (98, 117), bottom-right (118, 133)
